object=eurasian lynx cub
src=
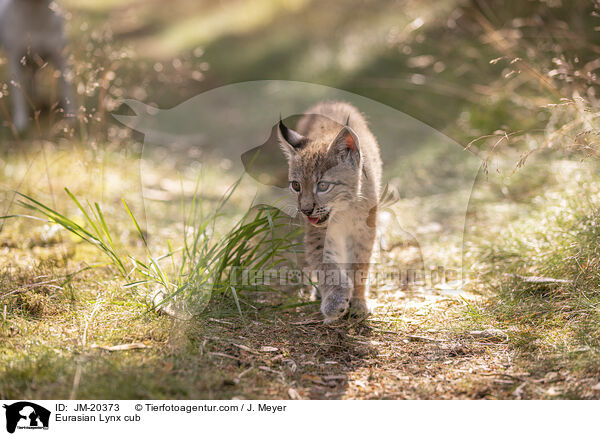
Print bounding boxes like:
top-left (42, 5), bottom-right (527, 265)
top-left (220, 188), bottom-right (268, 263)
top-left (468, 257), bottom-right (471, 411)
top-left (278, 101), bottom-right (382, 322)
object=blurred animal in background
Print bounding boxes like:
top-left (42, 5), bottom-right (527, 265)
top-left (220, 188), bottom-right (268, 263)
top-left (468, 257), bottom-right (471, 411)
top-left (0, 0), bottom-right (76, 132)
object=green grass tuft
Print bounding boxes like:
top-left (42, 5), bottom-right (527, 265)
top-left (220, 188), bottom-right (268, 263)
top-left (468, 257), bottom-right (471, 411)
top-left (4, 178), bottom-right (304, 319)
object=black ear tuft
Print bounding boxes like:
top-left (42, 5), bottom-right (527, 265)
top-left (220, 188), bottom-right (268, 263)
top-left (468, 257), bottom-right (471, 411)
top-left (278, 119), bottom-right (306, 149)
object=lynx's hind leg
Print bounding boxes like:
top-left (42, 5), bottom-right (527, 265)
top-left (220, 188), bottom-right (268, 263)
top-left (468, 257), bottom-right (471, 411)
top-left (348, 213), bottom-right (377, 318)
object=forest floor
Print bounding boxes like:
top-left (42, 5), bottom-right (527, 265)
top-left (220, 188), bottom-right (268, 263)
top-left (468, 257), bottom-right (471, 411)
top-left (1, 145), bottom-right (599, 400)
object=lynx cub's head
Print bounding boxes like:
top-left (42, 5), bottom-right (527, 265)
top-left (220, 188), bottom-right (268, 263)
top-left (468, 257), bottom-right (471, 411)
top-left (278, 117), bottom-right (362, 227)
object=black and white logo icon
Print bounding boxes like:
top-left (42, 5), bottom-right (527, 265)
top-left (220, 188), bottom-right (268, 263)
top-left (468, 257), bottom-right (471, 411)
top-left (3, 402), bottom-right (50, 434)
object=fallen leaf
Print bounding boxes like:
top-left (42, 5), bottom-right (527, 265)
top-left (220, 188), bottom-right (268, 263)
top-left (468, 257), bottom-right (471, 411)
top-left (260, 346), bottom-right (278, 352)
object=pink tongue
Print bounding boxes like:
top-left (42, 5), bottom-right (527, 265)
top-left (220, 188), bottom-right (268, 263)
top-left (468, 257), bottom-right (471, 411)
top-left (308, 216), bottom-right (319, 224)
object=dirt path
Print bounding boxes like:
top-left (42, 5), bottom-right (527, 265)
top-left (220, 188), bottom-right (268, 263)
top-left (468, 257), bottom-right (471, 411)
top-left (190, 262), bottom-right (600, 401)
top-left (195, 288), bottom-right (538, 400)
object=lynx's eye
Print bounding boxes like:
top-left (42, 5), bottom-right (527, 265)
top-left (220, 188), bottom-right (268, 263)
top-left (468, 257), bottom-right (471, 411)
top-left (290, 181), bottom-right (301, 193)
top-left (316, 181), bottom-right (333, 193)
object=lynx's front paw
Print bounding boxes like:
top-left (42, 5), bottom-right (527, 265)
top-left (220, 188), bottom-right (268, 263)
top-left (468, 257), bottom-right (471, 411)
top-left (349, 298), bottom-right (372, 318)
top-left (321, 289), bottom-right (350, 323)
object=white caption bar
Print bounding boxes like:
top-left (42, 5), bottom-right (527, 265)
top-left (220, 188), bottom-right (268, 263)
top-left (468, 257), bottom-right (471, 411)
top-left (0, 400), bottom-right (595, 435)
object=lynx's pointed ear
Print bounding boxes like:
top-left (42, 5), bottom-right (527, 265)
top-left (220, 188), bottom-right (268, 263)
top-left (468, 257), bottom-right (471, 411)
top-left (277, 118), bottom-right (307, 160)
top-left (330, 126), bottom-right (360, 165)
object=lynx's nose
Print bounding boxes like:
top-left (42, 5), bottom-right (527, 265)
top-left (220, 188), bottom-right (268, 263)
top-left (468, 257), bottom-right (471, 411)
top-left (301, 207), bottom-right (314, 216)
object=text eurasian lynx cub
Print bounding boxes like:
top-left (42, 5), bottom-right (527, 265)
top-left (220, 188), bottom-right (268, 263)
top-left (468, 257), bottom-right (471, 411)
top-left (278, 101), bottom-right (382, 322)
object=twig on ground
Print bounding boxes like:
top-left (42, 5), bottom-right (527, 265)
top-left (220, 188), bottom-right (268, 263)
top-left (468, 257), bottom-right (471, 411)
top-left (480, 372), bottom-right (526, 382)
top-left (504, 273), bottom-right (572, 284)
top-left (406, 335), bottom-right (445, 342)
top-left (208, 352), bottom-right (242, 361)
top-left (208, 318), bottom-right (234, 325)
top-left (82, 296), bottom-right (103, 347)
top-left (234, 366), bottom-right (254, 383)
top-left (290, 319), bottom-right (322, 325)
top-left (91, 342), bottom-right (150, 351)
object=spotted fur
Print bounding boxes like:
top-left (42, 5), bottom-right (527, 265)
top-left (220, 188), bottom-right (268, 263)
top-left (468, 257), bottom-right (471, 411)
top-left (278, 101), bottom-right (382, 322)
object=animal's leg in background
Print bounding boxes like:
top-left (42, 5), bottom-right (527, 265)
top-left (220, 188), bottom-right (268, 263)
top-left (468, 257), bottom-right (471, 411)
top-left (52, 53), bottom-right (76, 121)
top-left (8, 55), bottom-right (30, 132)
top-left (26, 67), bottom-right (36, 108)
top-left (22, 64), bottom-right (36, 119)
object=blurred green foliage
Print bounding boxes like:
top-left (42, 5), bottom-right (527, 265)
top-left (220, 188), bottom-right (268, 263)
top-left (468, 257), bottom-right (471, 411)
top-left (55, 0), bottom-right (597, 145)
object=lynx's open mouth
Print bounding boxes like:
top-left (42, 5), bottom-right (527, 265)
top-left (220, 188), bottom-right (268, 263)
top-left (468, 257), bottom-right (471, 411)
top-left (307, 211), bottom-right (330, 226)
